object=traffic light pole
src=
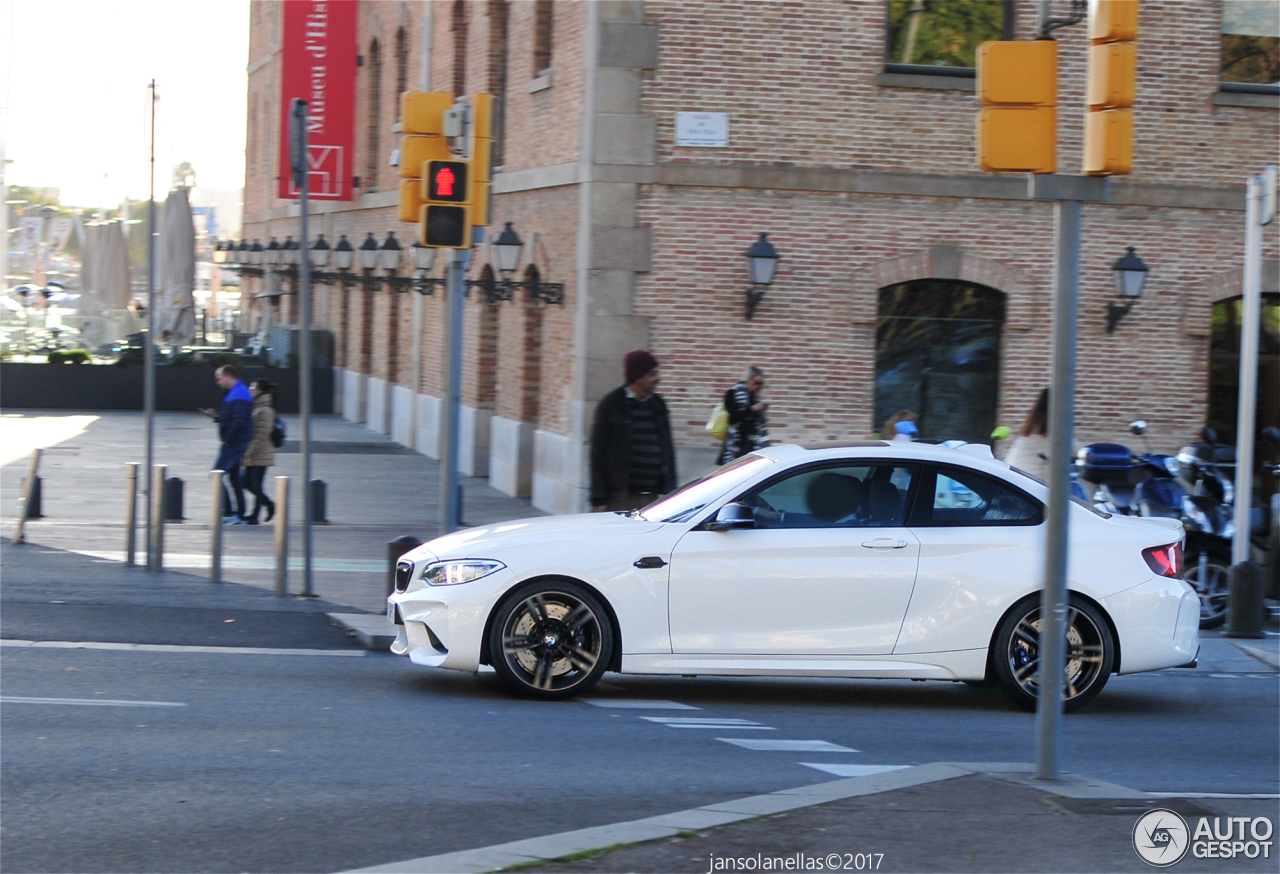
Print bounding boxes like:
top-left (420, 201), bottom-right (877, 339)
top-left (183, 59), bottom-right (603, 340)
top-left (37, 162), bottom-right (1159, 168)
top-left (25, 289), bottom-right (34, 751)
top-left (1028, 174), bottom-right (1108, 781)
top-left (440, 248), bottom-right (468, 534)
top-left (290, 98), bottom-right (315, 597)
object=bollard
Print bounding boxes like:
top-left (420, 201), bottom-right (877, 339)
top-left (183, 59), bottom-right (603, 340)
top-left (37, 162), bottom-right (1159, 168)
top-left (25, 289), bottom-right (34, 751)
top-left (1224, 561), bottom-right (1266, 639)
top-left (12, 449), bottom-right (42, 544)
top-left (163, 477), bottom-right (184, 521)
top-left (387, 535), bottom-right (423, 599)
top-left (310, 479), bottom-right (328, 524)
top-left (22, 476), bottom-right (43, 519)
top-left (125, 463), bottom-right (140, 567)
top-left (273, 476), bottom-right (289, 597)
top-left (150, 465), bottom-right (167, 571)
top-left (210, 470), bottom-right (224, 584)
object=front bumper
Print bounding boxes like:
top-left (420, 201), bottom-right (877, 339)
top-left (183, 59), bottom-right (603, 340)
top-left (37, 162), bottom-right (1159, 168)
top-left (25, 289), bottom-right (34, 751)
top-left (387, 566), bottom-right (518, 672)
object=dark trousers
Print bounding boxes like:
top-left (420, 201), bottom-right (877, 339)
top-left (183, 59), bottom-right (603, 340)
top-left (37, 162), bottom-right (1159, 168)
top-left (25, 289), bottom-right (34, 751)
top-left (243, 466), bottom-right (274, 522)
top-left (215, 442), bottom-right (248, 518)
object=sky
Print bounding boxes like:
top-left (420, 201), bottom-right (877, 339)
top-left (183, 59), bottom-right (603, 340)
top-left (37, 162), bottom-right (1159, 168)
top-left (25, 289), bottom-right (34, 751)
top-left (2, 0), bottom-right (250, 208)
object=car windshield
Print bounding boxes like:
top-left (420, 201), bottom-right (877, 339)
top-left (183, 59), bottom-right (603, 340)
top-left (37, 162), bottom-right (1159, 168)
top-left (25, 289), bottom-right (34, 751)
top-left (1008, 466), bottom-right (1112, 519)
top-left (637, 454), bottom-right (776, 523)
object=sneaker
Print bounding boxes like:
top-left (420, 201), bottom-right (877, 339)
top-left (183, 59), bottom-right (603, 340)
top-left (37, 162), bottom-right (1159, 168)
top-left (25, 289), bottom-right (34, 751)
top-left (223, 516), bottom-right (248, 526)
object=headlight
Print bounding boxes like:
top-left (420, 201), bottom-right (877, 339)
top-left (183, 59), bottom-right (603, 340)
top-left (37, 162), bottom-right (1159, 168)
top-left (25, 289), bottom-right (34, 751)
top-left (422, 559), bottom-right (506, 586)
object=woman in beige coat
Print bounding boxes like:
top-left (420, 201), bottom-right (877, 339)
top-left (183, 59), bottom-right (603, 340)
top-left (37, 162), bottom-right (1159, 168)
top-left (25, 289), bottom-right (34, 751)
top-left (242, 379), bottom-right (278, 524)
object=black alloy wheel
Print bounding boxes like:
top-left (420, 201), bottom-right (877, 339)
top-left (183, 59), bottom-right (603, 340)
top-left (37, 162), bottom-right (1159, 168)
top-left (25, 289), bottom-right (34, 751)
top-left (992, 594), bottom-right (1115, 713)
top-left (488, 580), bottom-right (613, 700)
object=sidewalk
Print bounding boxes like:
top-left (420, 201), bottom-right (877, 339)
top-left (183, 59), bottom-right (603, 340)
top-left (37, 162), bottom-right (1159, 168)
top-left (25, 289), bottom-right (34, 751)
top-left (0, 410), bottom-right (544, 614)
top-left (353, 763), bottom-right (1280, 874)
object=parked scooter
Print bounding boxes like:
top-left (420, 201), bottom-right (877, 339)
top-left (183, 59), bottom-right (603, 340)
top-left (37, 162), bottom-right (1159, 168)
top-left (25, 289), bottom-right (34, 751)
top-left (1076, 420), bottom-right (1177, 516)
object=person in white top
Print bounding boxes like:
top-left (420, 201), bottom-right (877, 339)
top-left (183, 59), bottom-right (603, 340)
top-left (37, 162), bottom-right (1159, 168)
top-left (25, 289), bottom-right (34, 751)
top-left (1004, 388), bottom-right (1050, 481)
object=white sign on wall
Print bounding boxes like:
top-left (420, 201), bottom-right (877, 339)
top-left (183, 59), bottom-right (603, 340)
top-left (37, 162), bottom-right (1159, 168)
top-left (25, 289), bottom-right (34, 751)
top-left (676, 112), bottom-right (729, 148)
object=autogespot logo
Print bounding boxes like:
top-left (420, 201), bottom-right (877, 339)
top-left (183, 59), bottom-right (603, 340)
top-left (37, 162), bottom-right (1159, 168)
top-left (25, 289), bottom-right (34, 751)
top-left (1133, 809), bottom-right (1191, 867)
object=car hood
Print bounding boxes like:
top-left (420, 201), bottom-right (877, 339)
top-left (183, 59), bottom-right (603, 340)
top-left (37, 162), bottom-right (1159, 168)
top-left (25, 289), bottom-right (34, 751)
top-left (406, 512), bottom-right (667, 563)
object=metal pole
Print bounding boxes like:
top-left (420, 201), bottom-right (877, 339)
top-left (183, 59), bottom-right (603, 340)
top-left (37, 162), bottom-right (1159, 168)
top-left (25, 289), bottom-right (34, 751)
top-left (273, 475), bottom-right (289, 596)
top-left (12, 449), bottom-right (42, 544)
top-left (440, 249), bottom-right (468, 533)
top-left (144, 79), bottom-right (158, 569)
top-left (209, 469), bottom-right (223, 583)
top-left (124, 462), bottom-right (139, 566)
top-left (290, 98), bottom-right (315, 598)
top-left (1233, 176), bottom-right (1263, 566)
top-left (150, 464), bottom-right (166, 572)
top-left (1036, 196), bottom-right (1081, 782)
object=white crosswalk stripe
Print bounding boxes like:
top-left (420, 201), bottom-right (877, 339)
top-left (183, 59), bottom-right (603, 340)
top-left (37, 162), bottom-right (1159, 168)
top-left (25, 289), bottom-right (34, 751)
top-left (800, 763), bottom-right (908, 777)
top-left (718, 739), bottom-right (858, 753)
top-left (640, 717), bottom-right (774, 730)
top-left (581, 699), bottom-right (701, 710)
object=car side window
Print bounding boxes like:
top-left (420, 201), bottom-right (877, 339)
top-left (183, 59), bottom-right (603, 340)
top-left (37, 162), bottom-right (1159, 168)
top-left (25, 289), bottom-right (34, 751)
top-left (740, 464), bottom-right (915, 529)
top-left (915, 465), bottom-right (1042, 526)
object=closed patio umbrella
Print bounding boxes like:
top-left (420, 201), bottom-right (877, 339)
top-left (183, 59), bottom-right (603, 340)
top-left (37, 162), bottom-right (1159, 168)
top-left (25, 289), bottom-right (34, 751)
top-left (156, 188), bottom-right (196, 347)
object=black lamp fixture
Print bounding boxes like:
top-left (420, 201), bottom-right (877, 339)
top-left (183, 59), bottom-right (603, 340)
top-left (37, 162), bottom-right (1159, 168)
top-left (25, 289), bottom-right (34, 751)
top-left (281, 236), bottom-right (299, 267)
top-left (248, 239), bottom-right (264, 266)
top-left (236, 239), bottom-right (249, 264)
top-left (467, 221), bottom-right (565, 304)
top-left (403, 240), bottom-right (446, 294)
top-left (265, 237), bottom-right (282, 267)
top-left (378, 231), bottom-right (402, 272)
top-left (212, 241), bottom-right (227, 264)
top-left (358, 232), bottom-right (380, 271)
top-left (309, 234), bottom-right (331, 269)
top-left (332, 234), bottom-right (355, 271)
top-left (744, 232), bottom-right (780, 320)
top-left (1105, 245), bottom-right (1149, 333)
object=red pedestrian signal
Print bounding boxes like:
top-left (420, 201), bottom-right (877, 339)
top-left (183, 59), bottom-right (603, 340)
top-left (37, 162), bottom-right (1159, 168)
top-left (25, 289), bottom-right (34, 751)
top-left (426, 160), bottom-right (468, 203)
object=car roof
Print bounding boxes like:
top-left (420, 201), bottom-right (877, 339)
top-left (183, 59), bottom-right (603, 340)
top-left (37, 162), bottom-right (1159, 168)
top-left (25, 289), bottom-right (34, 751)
top-left (753, 442), bottom-right (1020, 481)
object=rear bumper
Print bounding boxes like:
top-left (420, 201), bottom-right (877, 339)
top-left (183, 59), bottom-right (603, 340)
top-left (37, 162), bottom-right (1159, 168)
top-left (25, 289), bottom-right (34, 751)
top-left (1103, 576), bottom-right (1200, 674)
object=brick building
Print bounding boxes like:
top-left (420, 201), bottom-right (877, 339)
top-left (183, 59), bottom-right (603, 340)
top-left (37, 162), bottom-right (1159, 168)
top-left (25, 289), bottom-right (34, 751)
top-left (240, 0), bottom-right (1279, 514)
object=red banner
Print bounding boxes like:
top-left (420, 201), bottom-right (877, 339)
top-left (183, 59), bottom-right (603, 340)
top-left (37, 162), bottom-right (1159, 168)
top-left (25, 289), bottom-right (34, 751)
top-left (278, 0), bottom-right (358, 200)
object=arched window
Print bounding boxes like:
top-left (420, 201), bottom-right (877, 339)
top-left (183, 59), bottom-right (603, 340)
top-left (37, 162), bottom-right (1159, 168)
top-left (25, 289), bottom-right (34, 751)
top-left (488, 0), bottom-right (509, 168)
top-left (452, 0), bottom-right (468, 96)
top-left (366, 38), bottom-right (383, 191)
top-left (874, 279), bottom-right (1006, 444)
top-left (1208, 292), bottom-right (1280, 449)
top-left (395, 27), bottom-right (409, 121)
top-left (533, 0), bottom-right (553, 75)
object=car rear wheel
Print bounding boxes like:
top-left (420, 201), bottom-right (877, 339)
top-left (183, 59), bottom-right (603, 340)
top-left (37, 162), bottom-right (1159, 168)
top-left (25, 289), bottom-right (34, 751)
top-left (992, 595), bottom-right (1115, 713)
top-left (488, 580), bottom-right (613, 700)
top-left (1183, 544), bottom-right (1230, 629)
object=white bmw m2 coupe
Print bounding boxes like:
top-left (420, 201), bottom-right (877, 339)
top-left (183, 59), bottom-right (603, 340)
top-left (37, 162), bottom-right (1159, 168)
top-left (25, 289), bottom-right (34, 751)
top-left (388, 442), bottom-right (1200, 711)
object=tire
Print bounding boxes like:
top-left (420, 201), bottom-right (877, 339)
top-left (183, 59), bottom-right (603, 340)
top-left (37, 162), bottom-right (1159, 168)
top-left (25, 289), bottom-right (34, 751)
top-left (992, 594), bottom-right (1115, 713)
top-left (488, 580), bottom-right (614, 700)
top-left (1184, 544), bottom-right (1230, 629)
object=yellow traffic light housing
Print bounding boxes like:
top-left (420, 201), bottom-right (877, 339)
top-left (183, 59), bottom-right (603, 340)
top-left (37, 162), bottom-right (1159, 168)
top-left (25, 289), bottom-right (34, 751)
top-left (420, 204), bottom-right (471, 249)
top-left (402, 92), bottom-right (456, 135)
top-left (1083, 0), bottom-right (1138, 175)
top-left (976, 40), bottom-right (1057, 174)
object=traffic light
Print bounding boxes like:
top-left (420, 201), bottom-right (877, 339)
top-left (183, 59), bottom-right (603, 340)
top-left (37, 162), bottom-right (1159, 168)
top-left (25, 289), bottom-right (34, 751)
top-left (397, 91), bottom-right (454, 223)
top-left (976, 40), bottom-right (1057, 174)
top-left (1083, 0), bottom-right (1138, 175)
top-left (424, 160), bottom-right (470, 202)
top-left (422, 205), bottom-right (470, 248)
top-left (469, 93), bottom-right (495, 228)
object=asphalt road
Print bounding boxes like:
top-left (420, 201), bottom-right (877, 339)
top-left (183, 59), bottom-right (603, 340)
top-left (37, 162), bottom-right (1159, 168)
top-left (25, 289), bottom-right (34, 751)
top-left (2, 544), bottom-right (1277, 873)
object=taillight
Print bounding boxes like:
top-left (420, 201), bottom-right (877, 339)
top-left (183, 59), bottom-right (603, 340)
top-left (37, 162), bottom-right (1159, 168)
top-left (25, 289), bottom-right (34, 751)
top-left (1143, 542), bottom-right (1183, 578)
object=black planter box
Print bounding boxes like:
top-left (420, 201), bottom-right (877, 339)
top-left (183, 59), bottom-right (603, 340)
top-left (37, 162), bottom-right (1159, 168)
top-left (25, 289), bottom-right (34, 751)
top-left (0, 363), bottom-right (333, 415)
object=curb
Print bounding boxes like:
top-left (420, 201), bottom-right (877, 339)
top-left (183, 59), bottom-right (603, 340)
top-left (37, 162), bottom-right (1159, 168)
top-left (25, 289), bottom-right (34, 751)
top-left (329, 612), bottom-right (397, 651)
top-left (1225, 639), bottom-right (1280, 670)
top-left (342, 762), bottom-right (1152, 874)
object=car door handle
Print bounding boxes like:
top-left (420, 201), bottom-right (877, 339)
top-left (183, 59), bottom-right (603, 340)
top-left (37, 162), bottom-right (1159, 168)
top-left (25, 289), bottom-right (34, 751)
top-left (633, 556), bottom-right (668, 569)
top-left (861, 539), bottom-right (908, 549)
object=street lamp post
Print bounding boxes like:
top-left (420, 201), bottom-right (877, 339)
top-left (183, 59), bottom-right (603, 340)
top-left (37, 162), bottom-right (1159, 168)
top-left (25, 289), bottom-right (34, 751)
top-left (744, 232), bottom-right (780, 320)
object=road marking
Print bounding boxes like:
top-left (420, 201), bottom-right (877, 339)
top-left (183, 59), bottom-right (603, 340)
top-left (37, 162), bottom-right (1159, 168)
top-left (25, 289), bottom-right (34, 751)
top-left (1, 696), bottom-right (186, 707)
top-left (581, 699), bottom-right (700, 710)
top-left (640, 716), bottom-right (774, 730)
top-left (1145, 792), bottom-right (1280, 799)
top-left (1, 639), bottom-right (366, 657)
top-left (801, 763), bottom-right (910, 777)
top-left (718, 739), bottom-right (858, 753)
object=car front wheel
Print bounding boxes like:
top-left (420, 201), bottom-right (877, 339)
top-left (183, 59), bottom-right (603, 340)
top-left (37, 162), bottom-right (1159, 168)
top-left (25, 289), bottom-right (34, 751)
top-left (992, 595), bottom-right (1115, 713)
top-left (488, 580), bottom-right (613, 700)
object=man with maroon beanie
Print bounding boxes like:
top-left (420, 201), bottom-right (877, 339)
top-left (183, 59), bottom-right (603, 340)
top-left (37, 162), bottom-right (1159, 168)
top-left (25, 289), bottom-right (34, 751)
top-left (589, 349), bottom-right (677, 512)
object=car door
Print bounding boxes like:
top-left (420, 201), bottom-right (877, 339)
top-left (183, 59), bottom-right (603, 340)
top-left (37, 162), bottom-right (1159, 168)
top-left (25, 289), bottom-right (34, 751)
top-left (668, 462), bottom-right (922, 655)
top-left (894, 463), bottom-right (1045, 655)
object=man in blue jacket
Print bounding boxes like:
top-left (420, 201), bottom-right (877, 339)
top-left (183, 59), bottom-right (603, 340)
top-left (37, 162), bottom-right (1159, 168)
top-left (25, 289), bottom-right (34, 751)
top-left (200, 365), bottom-right (254, 524)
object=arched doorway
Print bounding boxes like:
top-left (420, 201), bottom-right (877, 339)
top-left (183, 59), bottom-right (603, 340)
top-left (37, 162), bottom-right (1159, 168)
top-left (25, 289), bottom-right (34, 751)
top-left (1207, 293), bottom-right (1280, 472)
top-left (874, 279), bottom-right (1006, 444)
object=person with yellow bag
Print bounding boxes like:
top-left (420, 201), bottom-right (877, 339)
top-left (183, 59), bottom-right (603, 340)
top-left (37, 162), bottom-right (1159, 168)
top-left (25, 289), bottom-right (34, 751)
top-left (715, 366), bottom-right (769, 464)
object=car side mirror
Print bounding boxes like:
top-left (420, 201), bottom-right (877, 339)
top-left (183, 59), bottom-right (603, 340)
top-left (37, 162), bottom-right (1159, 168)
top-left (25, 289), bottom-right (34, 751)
top-left (1128, 420), bottom-right (1146, 436)
top-left (707, 503), bottom-right (755, 531)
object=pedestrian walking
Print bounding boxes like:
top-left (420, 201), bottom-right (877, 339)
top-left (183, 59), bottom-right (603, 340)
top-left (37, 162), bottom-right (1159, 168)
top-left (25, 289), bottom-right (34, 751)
top-left (718, 366), bottom-right (770, 464)
top-left (589, 349), bottom-right (677, 513)
top-left (1004, 388), bottom-right (1050, 480)
top-left (241, 378), bottom-right (278, 525)
top-left (199, 365), bottom-right (253, 524)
